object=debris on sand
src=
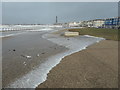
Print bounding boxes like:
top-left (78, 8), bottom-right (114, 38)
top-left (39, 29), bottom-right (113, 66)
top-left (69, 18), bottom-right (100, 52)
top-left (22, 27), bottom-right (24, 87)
top-left (21, 55), bottom-right (32, 59)
top-left (23, 62), bottom-right (27, 66)
top-left (41, 53), bottom-right (45, 54)
top-left (37, 54), bottom-right (40, 57)
top-left (26, 55), bottom-right (32, 59)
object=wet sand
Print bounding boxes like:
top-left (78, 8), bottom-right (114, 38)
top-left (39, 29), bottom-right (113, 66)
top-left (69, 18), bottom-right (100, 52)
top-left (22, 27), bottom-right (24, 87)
top-left (37, 40), bottom-right (118, 88)
top-left (2, 31), bottom-right (67, 87)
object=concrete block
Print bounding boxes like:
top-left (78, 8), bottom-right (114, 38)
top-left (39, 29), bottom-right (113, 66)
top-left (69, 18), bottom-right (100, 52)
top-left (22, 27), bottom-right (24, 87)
top-left (64, 32), bottom-right (79, 37)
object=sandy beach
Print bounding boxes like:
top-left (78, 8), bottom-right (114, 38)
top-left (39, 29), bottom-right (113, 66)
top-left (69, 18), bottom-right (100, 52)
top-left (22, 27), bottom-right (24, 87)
top-left (37, 40), bottom-right (118, 88)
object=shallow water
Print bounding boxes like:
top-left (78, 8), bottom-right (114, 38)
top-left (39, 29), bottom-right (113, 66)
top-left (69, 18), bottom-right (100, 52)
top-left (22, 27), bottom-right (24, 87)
top-left (2, 28), bottom-right (67, 87)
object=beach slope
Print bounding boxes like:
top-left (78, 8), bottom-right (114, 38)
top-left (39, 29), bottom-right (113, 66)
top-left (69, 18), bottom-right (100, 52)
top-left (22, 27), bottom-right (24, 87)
top-left (37, 40), bottom-right (118, 88)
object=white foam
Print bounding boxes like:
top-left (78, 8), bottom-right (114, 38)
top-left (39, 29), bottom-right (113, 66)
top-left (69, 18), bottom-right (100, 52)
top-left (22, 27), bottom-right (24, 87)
top-left (40, 28), bottom-right (54, 31)
top-left (7, 30), bottom-right (105, 88)
top-left (27, 28), bottom-right (53, 32)
top-left (84, 35), bottom-right (104, 39)
top-left (1, 32), bottom-right (26, 38)
top-left (1, 27), bottom-right (54, 38)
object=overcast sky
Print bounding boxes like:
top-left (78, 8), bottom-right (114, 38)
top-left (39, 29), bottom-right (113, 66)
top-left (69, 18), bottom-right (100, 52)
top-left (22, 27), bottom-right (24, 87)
top-left (2, 2), bottom-right (118, 24)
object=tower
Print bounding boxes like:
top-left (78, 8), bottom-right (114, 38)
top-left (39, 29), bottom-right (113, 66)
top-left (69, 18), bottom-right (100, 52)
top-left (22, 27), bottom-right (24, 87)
top-left (56, 16), bottom-right (58, 24)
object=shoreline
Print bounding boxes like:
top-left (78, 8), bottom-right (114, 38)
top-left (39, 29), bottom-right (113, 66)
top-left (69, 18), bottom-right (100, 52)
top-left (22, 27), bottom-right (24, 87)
top-left (2, 30), bottom-right (67, 87)
top-left (3, 28), bottom-right (117, 88)
top-left (36, 40), bottom-right (118, 88)
top-left (4, 29), bottom-right (104, 88)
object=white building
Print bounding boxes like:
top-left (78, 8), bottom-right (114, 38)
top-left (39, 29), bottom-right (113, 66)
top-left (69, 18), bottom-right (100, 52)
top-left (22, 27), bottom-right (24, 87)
top-left (79, 21), bottom-right (88, 27)
top-left (68, 22), bottom-right (80, 27)
top-left (93, 19), bottom-right (105, 28)
top-left (79, 19), bottom-right (105, 28)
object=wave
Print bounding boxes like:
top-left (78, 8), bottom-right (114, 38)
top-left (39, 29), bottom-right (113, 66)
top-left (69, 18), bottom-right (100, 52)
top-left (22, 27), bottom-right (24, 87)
top-left (1, 32), bottom-right (26, 38)
top-left (26, 28), bottom-right (54, 32)
top-left (1, 27), bottom-right (54, 38)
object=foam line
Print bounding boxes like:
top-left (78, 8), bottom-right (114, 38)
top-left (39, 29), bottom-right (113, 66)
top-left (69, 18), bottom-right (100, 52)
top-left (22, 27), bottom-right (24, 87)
top-left (1, 32), bottom-right (26, 38)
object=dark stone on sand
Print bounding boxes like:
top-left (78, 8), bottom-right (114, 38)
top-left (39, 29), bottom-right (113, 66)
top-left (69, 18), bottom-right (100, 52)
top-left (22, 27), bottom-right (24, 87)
top-left (42, 53), bottom-right (45, 54)
top-left (13, 49), bottom-right (16, 51)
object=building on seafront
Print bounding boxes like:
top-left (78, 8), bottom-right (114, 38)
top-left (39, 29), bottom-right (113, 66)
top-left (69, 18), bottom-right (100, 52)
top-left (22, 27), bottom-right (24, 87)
top-left (104, 17), bottom-right (120, 29)
top-left (68, 17), bottom-right (120, 29)
top-left (68, 22), bottom-right (80, 27)
top-left (75, 19), bottom-right (105, 28)
top-left (92, 19), bottom-right (105, 28)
